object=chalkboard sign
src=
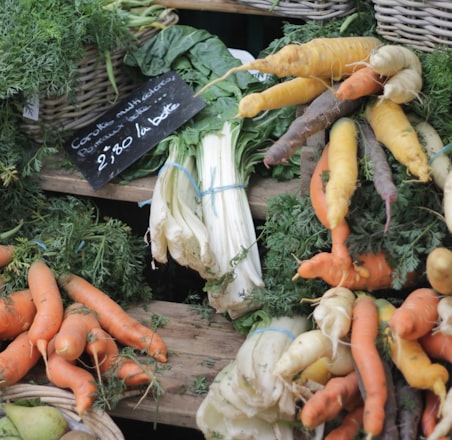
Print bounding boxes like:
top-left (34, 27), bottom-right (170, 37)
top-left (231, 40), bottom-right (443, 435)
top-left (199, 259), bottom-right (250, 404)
top-left (64, 71), bottom-right (206, 190)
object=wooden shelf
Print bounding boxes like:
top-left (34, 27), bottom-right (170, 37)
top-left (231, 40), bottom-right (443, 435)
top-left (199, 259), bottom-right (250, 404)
top-left (156, 0), bottom-right (275, 15)
top-left (39, 166), bottom-right (300, 220)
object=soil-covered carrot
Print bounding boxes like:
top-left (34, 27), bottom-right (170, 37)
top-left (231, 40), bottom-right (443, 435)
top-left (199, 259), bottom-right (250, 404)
top-left (0, 289), bottom-right (37, 340)
top-left (0, 245), bottom-right (15, 268)
top-left (196, 36), bottom-right (382, 95)
top-left (46, 339), bottom-right (97, 415)
top-left (376, 299), bottom-right (449, 410)
top-left (389, 288), bottom-right (440, 340)
top-left (237, 76), bottom-right (327, 118)
top-left (324, 405), bottom-right (364, 440)
top-left (358, 119), bottom-right (398, 233)
top-left (0, 330), bottom-right (41, 387)
top-left (395, 376), bottom-right (424, 440)
top-left (426, 247), bottom-right (452, 295)
top-left (325, 117), bottom-right (358, 229)
top-left (263, 86), bottom-right (365, 166)
top-left (350, 295), bottom-right (387, 438)
top-left (336, 66), bottom-right (385, 100)
top-left (54, 303), bottom-right (102, 361)
top-left (58, 272), bottom-right (167, 363)
top-left (86, 327), bottom-right (154, 387)
top-left (300, 370), bottom-right (362, 429)
top-left (365, 98), bottom-right (431, 182)
top-left (27, 260), bottom-right (64, 360)
top-left (419, 331), bottom-right (452, 364)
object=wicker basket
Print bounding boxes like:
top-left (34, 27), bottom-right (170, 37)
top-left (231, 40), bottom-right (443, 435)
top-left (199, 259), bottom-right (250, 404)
top-left (1, 384), bottom-right (124, 440)
top-left (372, 0), bottom-right (452, 52)
top-left (233, 0), bottom-right (355, 20)
top-left (22, 12), bottom-right (178, 143)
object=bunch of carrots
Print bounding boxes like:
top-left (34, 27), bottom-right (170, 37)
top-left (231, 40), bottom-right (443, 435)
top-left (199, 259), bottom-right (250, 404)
top-left (0, 246), bottom-right (167, 415)
top-left (273, 286), bottom-right (452, 439)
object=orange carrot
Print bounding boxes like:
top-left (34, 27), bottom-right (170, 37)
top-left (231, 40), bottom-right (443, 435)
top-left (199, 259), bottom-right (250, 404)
top-left (419, 331), bottom-right (452, 364)
top-left (54, 303), bottom-right (102, 361)
top-left (295, 144), bottom-right (398, 291)
top-left (0, 245), bottom-right (15, 268)
top-left (86, 327), bottom-right (154, 387)
top-left (0, 330), bottom-right (41, 387)
top-left (58, 273), bottom-right (167, 363)
top-left (300, 370), bottom-right (362, 428)
top-left (46, 339), bottom-right (97, 414)
top-left (389, 288), bottom-right (440, 340)
top-left (350, 295), bottom-right (387, 438)
top-left (324, 405), bottom-right (364, 440)
top-left (336, 66), bottom-right (385, 100)
top-left (27, 260), bottom-right (64, 360)
top-left (0, 289), bottom-right (37, 340)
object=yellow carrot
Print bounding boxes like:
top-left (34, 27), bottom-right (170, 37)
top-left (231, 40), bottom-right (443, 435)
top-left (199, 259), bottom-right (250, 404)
top-left (237, 77), bottom-right (327, 118)
top-left (376, 298), bottom-right (449, 411)
top-left (365, 98), bottom-right (431, 182)
top-left (196, 36), bottom-right (382, 95)
top-left (326, 117), bottom-right (359, 229)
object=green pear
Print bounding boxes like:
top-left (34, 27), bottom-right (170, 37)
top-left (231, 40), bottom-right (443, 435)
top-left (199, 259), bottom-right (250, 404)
top-left (2, 403), bottom-right (69, 440)
top-left (0, 415), bottom-right (22, 439)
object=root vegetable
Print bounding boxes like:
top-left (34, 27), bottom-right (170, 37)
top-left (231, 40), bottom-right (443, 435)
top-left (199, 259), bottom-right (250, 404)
top-left (336, 66), bottom-right (385, 100)
top-left (365, 98), bottom-right (431, 182)
top-left (389, 288), bottom-right (440, 340)
top-left (436, 296), bottom-right (452, 336)
top-left (426, 247), bottom-right (452, 295)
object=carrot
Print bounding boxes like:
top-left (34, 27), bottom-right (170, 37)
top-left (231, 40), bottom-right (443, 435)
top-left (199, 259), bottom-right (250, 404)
top-left (376, 299), bottom-right (449, 411)
top-left (426, 247), bottom-right (452, 295)
top-left (395, 376), bottom-right (424, 440)
top-left (0, 289), bottom-right (37, 340)
top-left (358, 119), bottom-right (398, 233)
top-left (300, 370), bottom-right (362, 429)
top-left (58, 272), bottom-right (167, 363)
top-left (325, 117), bottom-right (359, 229)
top-left (350, 295), bottom-right (387, 438)
top-left (426, 387), bottom-right (452, 440)
top-left (419, 331), bottom-right (452, 364)
top-left (299, 356), bottom-right (332, 385)
top-left (0, 330), bottom-right (40, 387)
top-left (389, 288), bottom-right (440, 340)
top-left (324, 405), bottom-right (364, 440)
top-left (27, 259), bottom-right (64, 361)
top-left (86, 327), bottom-right (154, 387)
top-left (46, 339), bottom-right (97, 415)
top-left (368, 45), bottom-right (422, 104)
top-left (263, 86), bottom-right (365, 166)
top-left (54, 303), bottom-right (102, 361)
top-left (0, 244), bottom-right (15, 268)
top-left (295, 145), bottom-right (397, 291)
top-left (236, 76), bottom-right (327, 118)
top-left (365, 98), bottom-right (431, 182)
top-left (336, 66), bottom-right (385, 100)
top-left (196, 36), bottom-right (382, 96)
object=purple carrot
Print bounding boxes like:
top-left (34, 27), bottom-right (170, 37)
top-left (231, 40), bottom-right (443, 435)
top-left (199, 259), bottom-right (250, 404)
top-left (263, 85), bottom-right (364, 166)
top-left (358, 120), bottom-right (398, 233)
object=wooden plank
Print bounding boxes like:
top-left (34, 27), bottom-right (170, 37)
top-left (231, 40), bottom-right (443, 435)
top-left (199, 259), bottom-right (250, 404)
top-left (156, 0), bottom-right (275, 15)
top-left (107, 300), bottom-right (246, 429)
top-left (39, 166), bottom-right (300, 220)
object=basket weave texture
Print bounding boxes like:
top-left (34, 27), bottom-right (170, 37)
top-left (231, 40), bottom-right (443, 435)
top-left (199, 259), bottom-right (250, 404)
top-left (372, 0), bottom-right (452, 51)
top-left (1, 384), bottom-right (124, 440)
top-left (234, 0), bottom-right (355, 19)
top-left (22, 12), bottom-right (178, 143)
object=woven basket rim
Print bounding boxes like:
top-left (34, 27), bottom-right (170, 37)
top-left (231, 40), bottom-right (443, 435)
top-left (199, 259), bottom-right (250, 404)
top-left (1, 384), bottom-right (125, 440)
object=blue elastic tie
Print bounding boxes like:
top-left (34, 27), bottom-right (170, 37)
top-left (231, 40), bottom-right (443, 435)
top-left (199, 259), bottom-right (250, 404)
top-left (429, 142), bottom-right (452, 164)
top-left (250, 326), bottom-right (296, 340)
top-left (33, 241), bottom-right (48, 251)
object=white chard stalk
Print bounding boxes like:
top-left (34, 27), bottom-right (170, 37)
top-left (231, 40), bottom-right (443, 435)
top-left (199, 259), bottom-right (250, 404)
top-left (196, 316), bottom-right (308, 439)
top-left (197, 121), bottom-right (263, 318)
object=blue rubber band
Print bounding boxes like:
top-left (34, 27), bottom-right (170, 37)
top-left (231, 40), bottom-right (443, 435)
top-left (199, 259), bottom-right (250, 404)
top-left (76, 240), bottom-right (85, 253)
top-left (429, 142), bottom-right (452, 164)
top-left (33, 241), bottom-right (49, 251)
top-left (250, 326), bottom-right (296, 340)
